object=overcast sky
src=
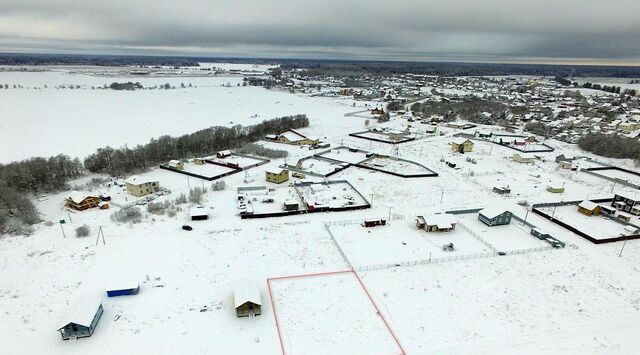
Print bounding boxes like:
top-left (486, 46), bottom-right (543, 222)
top-left (0, 0), bottom-right (639, 65)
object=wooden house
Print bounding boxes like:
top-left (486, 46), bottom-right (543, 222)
top-left (234, 281), bottom-right (262, 318)
top-left (577, 200), bottom-right (601, 216)
top-left (555, 154), bottom-right (575, 163)
top-left (512, 153), bottom-right (536, 164)
top-left (269, 129), bottom-right (319, 146)
top-left (57, 298), bottom-right (103, 340)
top-left (451, 138), bottom-right (474, 153)
top-left (265, 169), bottom-right (289, 184)
top-left (283, 200), bottom-right (299, 211)
top-left (416, 214), bottom-right (457, 232)
top-left (478, 208), bottom-right (512, 226)
top-left (168, 160), bottom-right (184, 170)
top-left (65, 192), bottom-right (101, 211)
top-left (125, 176), bottom-right (159, 197)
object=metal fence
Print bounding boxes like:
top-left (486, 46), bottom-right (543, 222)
top-left (456, 221), bottom-right (499, 253)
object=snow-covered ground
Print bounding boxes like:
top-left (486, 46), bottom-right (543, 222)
top-left (2, 69), bottom-right (640, 354)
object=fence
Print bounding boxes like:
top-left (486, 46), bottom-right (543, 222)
top-left (456, 221), bottom-right (499, 253)
top-left (353, 245), bottom-right (557, 272)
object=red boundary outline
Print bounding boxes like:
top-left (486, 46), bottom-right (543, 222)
top-left (266, 269), bottom-right (406, 355)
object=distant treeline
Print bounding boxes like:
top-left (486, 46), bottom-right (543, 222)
top-left (84, 114), bottom-right (309, 175)
top-left (0, 114), bottom-right (308, 234)
top-left (412, 98), bottom-right (509, 123)
top-left (578, 134), bottom-right (640, 162)
top-left (281, 60), bottom-right (640, 78)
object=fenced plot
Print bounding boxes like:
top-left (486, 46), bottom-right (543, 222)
top-left (328, 219), bottom-right (491, 268)
top-left (455, 214), bottom-right (548, 251)
top-left (267, 271), bottom-right (404, 355)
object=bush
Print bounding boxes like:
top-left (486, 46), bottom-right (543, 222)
top-left (75, 224), bottom-right (90, 238)
top-left (111, 206), bottom-right (142, 224)
top-left (212, 181), bottom-right (226, 191)
top-left (174, 193), bottom-right (187, 204)
top-left (188, 187), bottom-right (205, 204)
top-left (235, 143), bottom-right (288, 159)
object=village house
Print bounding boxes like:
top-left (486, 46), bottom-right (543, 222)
top-left (57, 298), bottom-right (103, 340)
top-left (558, 160), bottom-right (577, 170)
top-left (478, 208), bottom-right (512, 226)
top-left (234, 281), bottom-right (262, 318)
top-left (415, 214), bottom-right (457, 232)
top-left (451, 138), bottom-right (474, 153)
top-left (65, 192), bottom-right (101, 211)
top-left (577, 200), bottom-right (601, 216)
top-left (266, 129), bottom-right (319, 146)
top-left (168, 160), bottom-right (184, 170)
top-left (265, 169), bottom-right (289, 184)
top-left (611, 193), bottom-right (640, 215)
top-left (555, 154), bottom-right (576, 163)
top-left (512, 153), bottom-right (536, 164)
top-left (125, 176), bottom-right (160, 197)
top-left (190, 206), bottom-right (209, 221)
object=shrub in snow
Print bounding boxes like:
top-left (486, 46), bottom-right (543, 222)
top-left (111, 206), bottom-right (142, 224)
top-left (75, 224), bottom-right (90, 238)
top-left (212, 181), bottom-right (226, 191)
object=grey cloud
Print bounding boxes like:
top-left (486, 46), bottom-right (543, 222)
top-left (0, 0), bottom-right (638, 64)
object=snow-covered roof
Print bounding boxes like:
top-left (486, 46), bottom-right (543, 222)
top-left (58, 297), bottom-right (102, 330)
top-left (424, 214), bottom-right (457, 229)
top-left (234, 280), bottom-right (262, 308)
top-left (124, 175), bottom-right (158, 186)
top-left (452, 138), bottom-right (472, 145)
top-left (479, 207), bottom-right (510, 219)
top-left (190, 207), bottom-right (208, 217)
top-left (578, 200), bottom-right (599, 211)
top-left (106, 281), bottom-right (139, 292)
top-left (280, 130), bottom-right (306, 141)
top-left (66, 191), bottom-right (95, 204)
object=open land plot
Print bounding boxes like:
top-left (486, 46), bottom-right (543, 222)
top-left (296, 157), bottom-right (344, 176)
top-left (537, 205), bottom-right (635, 240)
top-left (590, 168), bottom-right (640, 186)
top-left (329, 220), bottom-right (492, 267)
top-left (268, 272), bottom-right (400, 355)
top-left (360, 156), bottom-right (436, 176)
top-left (295, 181), bottom-right (369, 210)
top-left (182, 161), bottom-right (237, 178)
top-left (352, 130), bottom-right (414, 143)
top-left (205, 154), bottom-right (267, 168)
top-left (456, 214), bottom-right (548, 251)
top-left (317, 147), bottom-right (369, 164)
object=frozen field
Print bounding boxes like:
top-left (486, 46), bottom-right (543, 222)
top-left (360, 156), bottom-right (435, 176)
top-left (318, 147), bottom-right (369, 164)
top-left (0, 70), bottom-right (356, 163)
top-left (456, 214), bottom-right (549, 251)
top-left (179, 161), bottom-right (237, 178)
top-left (591, 168), bottom-right (640, 186)
top-left (268, 272), bottom-right (400, 355)
top-left (295, 181), bottom-right (369, 209)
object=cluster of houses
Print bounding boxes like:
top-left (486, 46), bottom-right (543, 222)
top-left (265, 129), bottom-right (321, 147)
top-left (578, 193), bottom-right (640, 221)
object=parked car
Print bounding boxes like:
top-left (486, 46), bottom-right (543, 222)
top-left (182, 225), bottom-right (193, 231)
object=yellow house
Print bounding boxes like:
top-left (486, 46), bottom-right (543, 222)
top-left (265, 169), bottom-right (289, 184)
top-left (451, 138), bottom-right (474, 153)
top-left (274, 130), bottom-right (319, 146)
top-left (168, 160), bottom-right (184, 170)
top-left (512, 153), bottom-right (536, 164)
top-left (125, 176), bottom-right (160, 197)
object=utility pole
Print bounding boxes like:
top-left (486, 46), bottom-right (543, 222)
top-left (60, 222), bottom-right (66, 238)
top-left (187, 176), bottom-right (191, 190)
top-left (440, 188), bottom-right (444, 204)
top-left (619, 238), bottom-right (627, 257)
top-left (95, 226), bottom-right (106, 246)
top-left (611, 180), bottom-right (617, 193)
top-left (67, 212), bottom-right (72, 223)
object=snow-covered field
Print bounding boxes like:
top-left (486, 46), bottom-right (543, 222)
top-left (2, 68), bottom-right (640, 354)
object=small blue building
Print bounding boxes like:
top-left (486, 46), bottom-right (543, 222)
top-left (478, 208), bottom-right (512, 226)
top-left (106, 283), bottom-right (140, 297)
top-left (58, 298), bottom-right (103, 340)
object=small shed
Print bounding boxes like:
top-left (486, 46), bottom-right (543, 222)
top-left (57, 298), bottom-right (104, 340)
top-left (234, 281), bottom-right (262, 318)
top-left (363, 218), bottom-right (386, 227)
top-left (478, 208), bottom-right (512, 226)
top-left (217, 150), bottom-right (232, 158)
top-left (546, 184), bottom-right (565, 193)
top-left (283, 200), bottom-right (299, 211)
top-left (106, 283), bottom-right (140, 297)
top-left (577, 200), bottom-right (601, 216)
top-left (190, 207), bottom-right (209, 221)
top-left (451, 138), bottom-right (474, 153)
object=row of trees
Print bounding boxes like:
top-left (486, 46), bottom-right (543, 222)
top-left (0, 115), bottom-right (309, 234)
top-left (412, 99), bottom-right (509, 123)
top-left (84, 114), bottom-right (309, 175)
top-left (578, 134), bottom-right (640, 163)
